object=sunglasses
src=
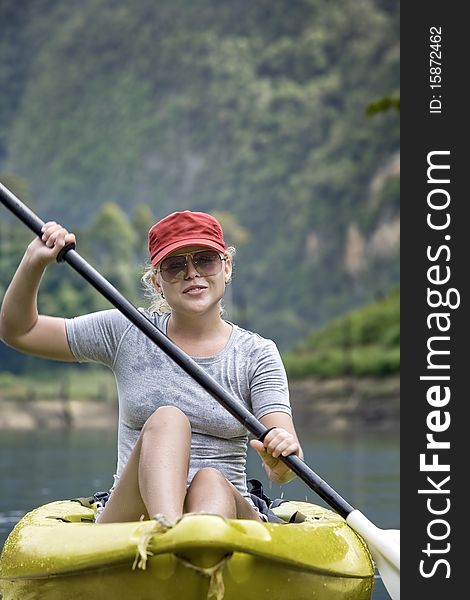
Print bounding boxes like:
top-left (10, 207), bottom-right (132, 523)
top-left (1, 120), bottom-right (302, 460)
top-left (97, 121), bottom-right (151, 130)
top-left (157, 250), bottom-right (226, 282)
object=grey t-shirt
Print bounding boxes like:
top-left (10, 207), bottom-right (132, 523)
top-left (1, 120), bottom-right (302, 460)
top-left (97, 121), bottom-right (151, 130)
top-left (65, 309), bottom-right (291, 499)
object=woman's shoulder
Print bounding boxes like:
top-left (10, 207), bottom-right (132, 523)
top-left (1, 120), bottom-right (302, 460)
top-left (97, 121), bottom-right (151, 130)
top-left (68, 308), bottom-right (167, 332)
top-left (137, 308), bottom-right (169, 329)
top-left (230, 323), bottom-right (279, 353)
top-left (229, 324), bottom-right (286, 380)
top-left (67, 308), bottom-right (126, 327)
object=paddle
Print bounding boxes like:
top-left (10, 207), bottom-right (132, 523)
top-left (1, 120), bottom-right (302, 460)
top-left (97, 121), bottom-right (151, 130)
top-left (0, 181), bottom-right (400, 599)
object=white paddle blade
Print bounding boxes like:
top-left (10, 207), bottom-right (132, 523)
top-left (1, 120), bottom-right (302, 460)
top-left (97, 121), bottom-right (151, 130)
top-left (346, 510), bottom-right (400, 600)
top-left (371, 531), bottom-right (400, 600)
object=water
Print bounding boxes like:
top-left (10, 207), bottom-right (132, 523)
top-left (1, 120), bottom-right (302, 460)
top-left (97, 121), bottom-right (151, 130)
top-left (0, 428), bottom-right (399, 599)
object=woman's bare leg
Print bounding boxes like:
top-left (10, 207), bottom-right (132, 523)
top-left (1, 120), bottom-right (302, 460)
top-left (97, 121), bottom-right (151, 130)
top-left (184, 467), bottom-right (263, 521)
top-left (98, 406), bottom-right (191, 523)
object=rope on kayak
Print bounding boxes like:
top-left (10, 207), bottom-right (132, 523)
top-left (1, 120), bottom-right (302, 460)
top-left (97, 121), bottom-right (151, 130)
top-left (132, 514), bottom-right (174, 570)
top-left (176, 554), bottom-right (231, 600)
top-left (131, 514), bottom-right (229, 598)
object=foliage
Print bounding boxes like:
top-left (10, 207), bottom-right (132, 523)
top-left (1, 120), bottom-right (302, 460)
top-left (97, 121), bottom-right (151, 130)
top-left (299, 287), bottom-right (399, 349)
top-left (282, 346), bottom-right (400, 378)
top-left (283, 287), bottom-right (399, 377)
top-left (0, 364), bottom-right (115, 402)
top-left (366, 95), bottom-right (400, 116)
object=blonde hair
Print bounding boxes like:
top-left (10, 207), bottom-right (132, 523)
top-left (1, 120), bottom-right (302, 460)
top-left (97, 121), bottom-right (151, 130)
top-left (141, 246), bottom-right (236, 314)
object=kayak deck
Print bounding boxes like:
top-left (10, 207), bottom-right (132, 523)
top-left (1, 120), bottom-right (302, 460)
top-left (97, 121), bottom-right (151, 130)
top-left (0, 499), bottom-right (375, 600)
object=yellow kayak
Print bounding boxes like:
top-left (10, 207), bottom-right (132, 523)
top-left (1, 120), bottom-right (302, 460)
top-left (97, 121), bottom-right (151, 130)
top-left (0, 498), bottom-right (374, 600)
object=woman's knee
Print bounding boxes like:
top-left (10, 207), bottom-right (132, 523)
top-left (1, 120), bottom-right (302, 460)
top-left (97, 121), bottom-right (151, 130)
top-left (143, 405), bottom-right (191, 436)
top-left (190, 467), bottom-right (229, 489)
top-left (185, 468), bottom-right (242, 517)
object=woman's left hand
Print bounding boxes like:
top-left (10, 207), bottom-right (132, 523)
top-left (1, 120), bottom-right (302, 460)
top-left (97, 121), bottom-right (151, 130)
top-left (249, 428), bottom-right (301, 484)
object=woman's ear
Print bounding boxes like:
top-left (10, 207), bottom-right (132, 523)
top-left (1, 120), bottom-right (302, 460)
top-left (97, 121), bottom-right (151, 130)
top-left (224, 256), bottom-right (233, 284)
top-left (151, 272), bottom-right (163, 295)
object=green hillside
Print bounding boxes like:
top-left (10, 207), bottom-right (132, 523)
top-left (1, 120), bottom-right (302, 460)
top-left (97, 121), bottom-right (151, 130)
top-left (283, 287), bottom-right (400, 378)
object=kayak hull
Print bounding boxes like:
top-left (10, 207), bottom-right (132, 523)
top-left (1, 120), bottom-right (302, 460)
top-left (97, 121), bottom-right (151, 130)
top-left (0, 500), bottom-right (375, 600)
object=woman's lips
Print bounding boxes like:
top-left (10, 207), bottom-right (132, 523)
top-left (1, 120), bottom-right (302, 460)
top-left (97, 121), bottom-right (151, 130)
top-left (183, 285), bottom-right (208, 295)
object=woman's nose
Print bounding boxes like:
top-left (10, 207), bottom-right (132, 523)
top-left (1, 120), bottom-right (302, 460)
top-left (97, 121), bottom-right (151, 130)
top-left (184, 256), bottom-right (199, 278)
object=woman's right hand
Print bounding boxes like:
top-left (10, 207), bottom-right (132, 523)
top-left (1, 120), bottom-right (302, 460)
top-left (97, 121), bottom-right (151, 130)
top-left (27, 221), bottom-right (76, 267)
top-left (0, 221), bottom-right (77, 360)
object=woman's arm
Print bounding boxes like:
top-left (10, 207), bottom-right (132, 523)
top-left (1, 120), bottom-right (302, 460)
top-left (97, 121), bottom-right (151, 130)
top-left (249, 412), bottom-right (304, 484)
top-left (0, 222), bottom-right (76, 361)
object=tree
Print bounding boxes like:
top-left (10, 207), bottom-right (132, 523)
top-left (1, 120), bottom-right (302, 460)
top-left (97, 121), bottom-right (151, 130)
top-left (83, 202), bottom-right (140, 303)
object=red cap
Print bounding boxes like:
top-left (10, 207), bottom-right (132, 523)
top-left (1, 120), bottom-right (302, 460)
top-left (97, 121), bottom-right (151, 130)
top-left (148, 211), bottom-right (226, 266)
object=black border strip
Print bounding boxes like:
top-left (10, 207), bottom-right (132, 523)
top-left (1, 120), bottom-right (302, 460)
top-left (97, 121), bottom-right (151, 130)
top-left (401, 3), bottom-right (466, 596)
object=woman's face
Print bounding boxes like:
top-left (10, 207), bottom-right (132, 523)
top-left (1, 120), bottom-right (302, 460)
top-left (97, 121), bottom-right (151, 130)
top-left (154, 246), bottom-right (232, 316)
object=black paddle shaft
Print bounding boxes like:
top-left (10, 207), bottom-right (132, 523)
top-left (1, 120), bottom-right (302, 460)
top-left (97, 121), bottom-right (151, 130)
top-left (0, 182), bottom-right (354, 519)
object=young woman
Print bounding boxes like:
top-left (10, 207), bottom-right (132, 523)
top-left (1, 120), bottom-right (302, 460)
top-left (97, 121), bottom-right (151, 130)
top-left (0, 210), bottom-right (303, 523)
